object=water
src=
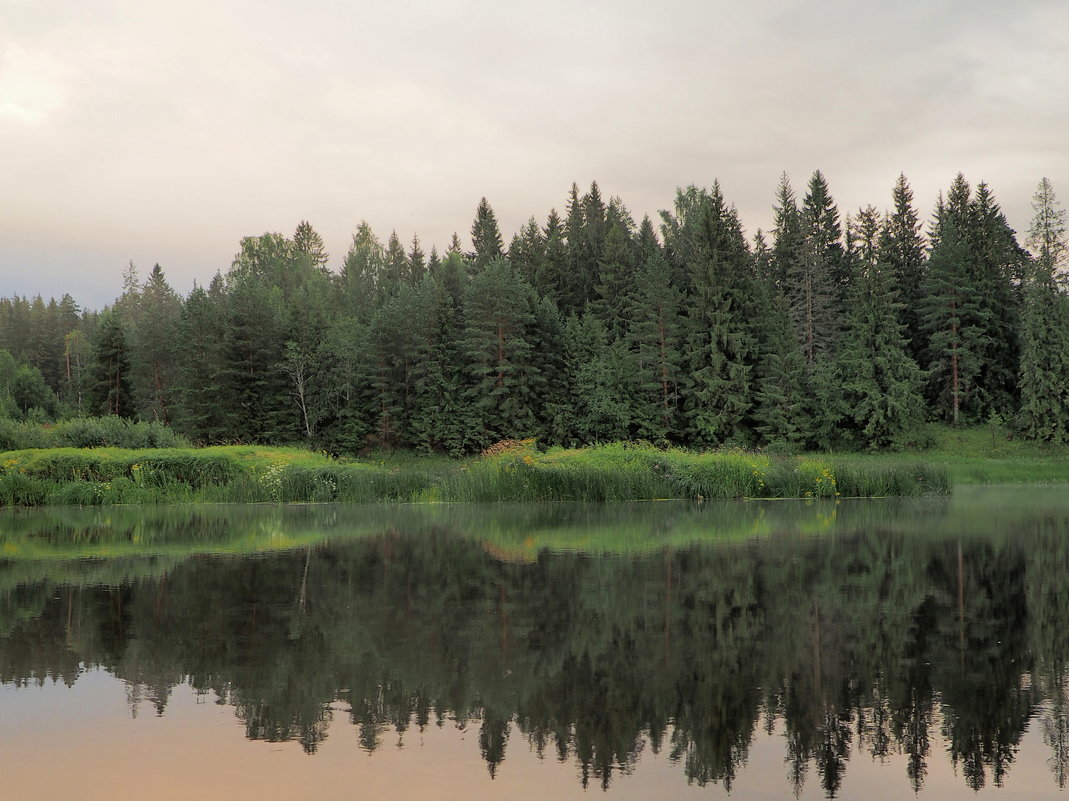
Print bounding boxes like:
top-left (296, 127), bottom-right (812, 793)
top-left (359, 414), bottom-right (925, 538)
top-left (2, 486), bottom-right (1069, 799)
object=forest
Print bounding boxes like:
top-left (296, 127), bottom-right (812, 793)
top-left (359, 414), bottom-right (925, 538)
top-left (1, 171), bottom-right (1067, 454)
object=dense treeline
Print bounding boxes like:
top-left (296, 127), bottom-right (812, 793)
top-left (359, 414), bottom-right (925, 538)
top-left (4, 496), bottom-right (1069, 794)
top-left (2, 173), bottom-right (1067, 452)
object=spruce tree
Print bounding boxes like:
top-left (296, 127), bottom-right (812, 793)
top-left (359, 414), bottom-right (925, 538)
top-left (89, 309), bottom-right (133, 418)
top-left (1018, 178), bottom-right (1069, 441)
top-left (174, 279), bottom-right (231, 441)
top-left (562, 313), bottom-right (633, 443)
top-left (470, 197), bottom-right (504, 273)
top-left (919, 211), bottom-right (988, 426)
top-left (665, 183), bottom-right (756, 444)
top-left (339, 222), bottom-right (384, 315)
top-left (838, 207), bottom-right (925, 448)
top-left (786, 172), bottom-right (841, 363)
top-left (130, 264), bottom-right (182, 423)
top-left (770, 172), bottom-right (803, 291)
top-left (970, 182), bottom-right (1025, 417)
top-left (461, 258), bottom-right (540, 449)
top-left (624, 224), bottom-right (683, 441)
top-left (878, 174), bottom-right (927, 362)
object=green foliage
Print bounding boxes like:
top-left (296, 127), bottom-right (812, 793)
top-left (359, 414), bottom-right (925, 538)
top-left (0, 416), bottom-right (184, 450)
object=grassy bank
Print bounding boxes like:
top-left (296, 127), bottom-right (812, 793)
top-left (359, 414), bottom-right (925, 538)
top-left (0, 440), bottom-right (951, 507)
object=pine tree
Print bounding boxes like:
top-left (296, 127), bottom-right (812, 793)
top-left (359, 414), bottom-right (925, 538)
top-left (408, 235), bottom-right (426, 285)
top-left (750, 287), bottom-right (808, 447)
top-left (407, 274), bottom-right (466, 453)
top-left (218, 276), bottom-right (293, 442)
top-left (508, 217), bottom-right (547, 291)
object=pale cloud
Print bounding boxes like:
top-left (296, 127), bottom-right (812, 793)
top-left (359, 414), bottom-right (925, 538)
top-left (0, 0), bottom-right (1065, 307)
top-left (0, 45), bottom-right (65, 124)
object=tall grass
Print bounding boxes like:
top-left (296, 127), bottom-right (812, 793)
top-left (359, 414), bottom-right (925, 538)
top-left (0, 441), bottom-right (952, 508)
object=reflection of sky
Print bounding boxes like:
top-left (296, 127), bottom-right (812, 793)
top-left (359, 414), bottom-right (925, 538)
top-left (0, 668), bottom-right (1059, 800)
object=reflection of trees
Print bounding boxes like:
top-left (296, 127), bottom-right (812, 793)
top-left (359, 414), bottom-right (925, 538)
top-left (1, 512), bottom-right (1069, 796)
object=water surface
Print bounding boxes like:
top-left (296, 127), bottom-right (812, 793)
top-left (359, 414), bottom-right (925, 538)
top-left (2, 486), bottom-right (1069, 799)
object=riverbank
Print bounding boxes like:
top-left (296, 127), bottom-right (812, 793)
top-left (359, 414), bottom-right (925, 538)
top-left (3, 424), bottom-right (1067, 507)
top-left (0, 439), bottom-right (953, 506)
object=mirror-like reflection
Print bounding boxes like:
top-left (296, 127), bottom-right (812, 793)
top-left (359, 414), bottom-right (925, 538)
top-left (2, 486), bottom-right (1069, 797)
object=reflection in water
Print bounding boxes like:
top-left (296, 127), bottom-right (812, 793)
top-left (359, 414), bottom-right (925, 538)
top-left (1, 487), bottom-right (1069, 797)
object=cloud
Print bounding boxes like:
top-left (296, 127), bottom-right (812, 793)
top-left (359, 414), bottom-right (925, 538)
top-left (0, 0), bottom-right (1065, 307)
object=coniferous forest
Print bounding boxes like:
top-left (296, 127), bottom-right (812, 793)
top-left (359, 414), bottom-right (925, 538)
top-left (2, 172), bottom-right (1067, 454)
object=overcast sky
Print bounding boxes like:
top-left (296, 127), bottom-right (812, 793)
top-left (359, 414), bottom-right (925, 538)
top-left (1, 0), bottom-right (1066, 309)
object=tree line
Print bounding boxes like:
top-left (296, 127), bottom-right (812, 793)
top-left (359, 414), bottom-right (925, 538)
top-left (1, 172), bottom-right (1067, 452)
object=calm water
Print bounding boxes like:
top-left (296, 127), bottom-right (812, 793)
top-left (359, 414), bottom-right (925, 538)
top-left (3, 487), bottom-right (1069, 799)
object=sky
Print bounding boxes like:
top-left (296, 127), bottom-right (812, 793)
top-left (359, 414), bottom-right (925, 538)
top-left (1, 0), bottom-right (1067, 309)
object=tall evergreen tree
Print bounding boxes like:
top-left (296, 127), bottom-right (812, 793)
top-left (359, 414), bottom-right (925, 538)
top-left (339, 222), bottom-right (384, 315)
top-left (838, 207), bottom-right (925, 448)
top-left (470, 197), bottom-right (504, 273)
top-left (664, 183), bottom-right (756, 444)
top-left (461, 258), bottom-right (540, 449)
top-left (1018, 178), bottom-right (1069, 442)
top-left (624, 223), bottom-right (683, 441)
top-left (89, 309), bottom-right (133, 418)
top-left (174, 279), bottom-right (230, 441)
top-left (770, 173), bottom-right (803, 291)
top-left (878, 174), bottom-right (927, 361)
top-left (970, 182), bottom-right (1025, 417)
top-left (786, 172), bottom-right (841, 362)
top-left (130, 264), bottom-right (182, 423)
top-left (920, 210), bottom-right (989, 426)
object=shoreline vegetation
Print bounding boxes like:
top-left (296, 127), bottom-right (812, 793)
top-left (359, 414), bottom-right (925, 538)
top-left (5, 417), bottom-right (1069, 508)
top-left (10, 420), bottom-right (1069, 507)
